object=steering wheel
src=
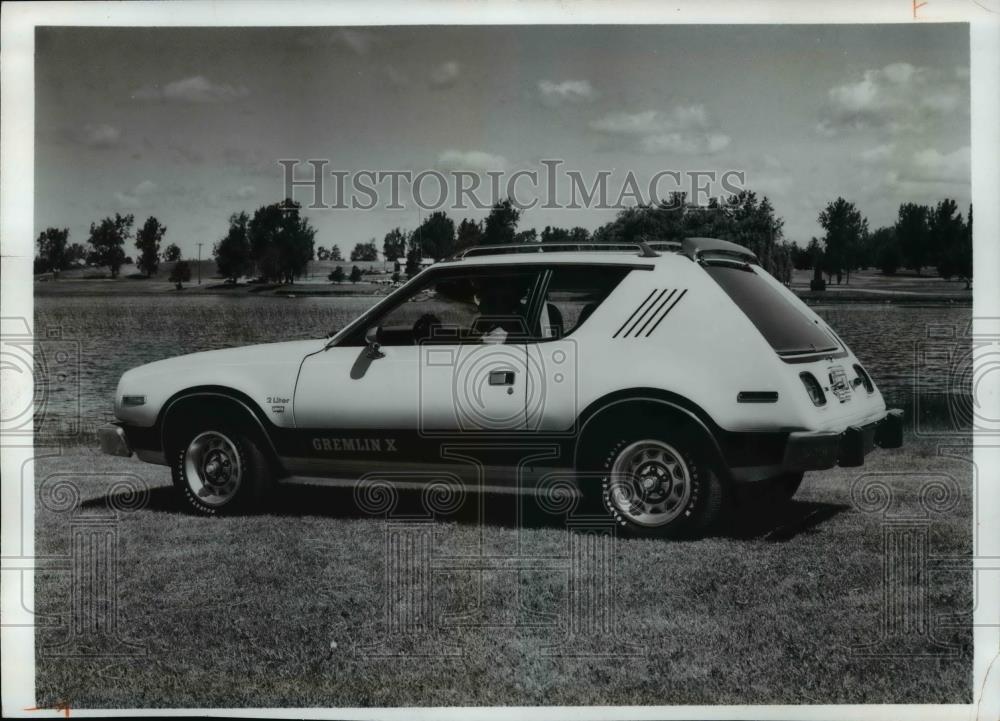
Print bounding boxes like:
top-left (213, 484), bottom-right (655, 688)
top-left (412, 313), bottom-right (442, 343)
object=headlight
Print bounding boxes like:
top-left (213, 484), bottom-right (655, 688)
top-left (799, 372), bottom-right (826, 407)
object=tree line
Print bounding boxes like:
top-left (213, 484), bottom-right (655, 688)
top-left (796, 197), bottom-right (972, 288)
top-left (35, 214), bottom-right (183, 280)
top-left (350, 190), bottom-right (794, 283)
top-left (35, 191), bottom-right (973, 290)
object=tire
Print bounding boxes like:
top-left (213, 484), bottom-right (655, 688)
top-left (593, 431), bottom-right (727, 538)
top-left (170, 423), bottom-right (271, 516)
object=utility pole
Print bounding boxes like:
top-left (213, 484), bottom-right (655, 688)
top-left (197, 243), bottom-right (203, 285)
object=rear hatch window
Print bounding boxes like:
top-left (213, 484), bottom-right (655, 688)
top-left (704, 264), bottom-right (839, 356)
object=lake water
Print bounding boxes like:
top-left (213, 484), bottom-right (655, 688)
top-left (32, 295), bottom-right (971, 439)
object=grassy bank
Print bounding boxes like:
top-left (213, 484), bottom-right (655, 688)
top-left (34, 430), bottom-right (972, 707)
top-left (34, 264), bottom-right (972, 303)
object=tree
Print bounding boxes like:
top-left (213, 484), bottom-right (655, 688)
top-left (36, 227), bottom-right (69, 276)
top-left (413, 211), bottom-right (455, 260)
top-left (482, 199), bottom-right (521, 245)
top-left (316, 246), bottom-right (330, 261)
top-left (956, 204), bottom-right (973, 289)
top-left (405, 243), bottom-right (422, 278)
top-left (87, 213), bottom-right (134, 278)
top-left (66, 242), bottom-right (88, 266)
top-left (214, 211), bottom-right (252, 283)
top-left (247, 198), bottom-right (316, 283)
top-left (456, 218), bottom-right (483, 250)
top-left (350, 240), bottom-right (378, 262)
top-left (569, 227), bottom-right (590, 243)
top-left (895, 202), bottom-right (930, 275)
top-left (164, 243), bottom-right (182, 262)
top-left (540, 226), bottom-right (571, 243)
top-left (513, 228), bottom-right (538, 244)
top-left (349, 265), bottom-right (363, 283)
top-left (928, 198), bottom-right (965, 279)
top-left (868, 226), bottom-right (900, 275)
top-left (382, 228), bottom-right (407, 262)
top-left (328, 266), bottom-right (345, 283)
top-left (818, 197), bottom-right (867, 284)
top-left (329, 245), bottom-right (343, 261)
top-left (135, 216), bottom-right (167, 277)
top-left (169, 260), bottom-right (192, 289)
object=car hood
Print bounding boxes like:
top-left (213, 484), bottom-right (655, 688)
top-left (126, 338), bottom-right (325, 377)
top-left (116, 338), bottom-right (326, 428)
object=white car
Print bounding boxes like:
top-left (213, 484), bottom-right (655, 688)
top-left (99, 238), bottom-right (902, 536)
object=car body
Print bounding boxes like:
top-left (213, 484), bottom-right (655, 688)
top-left (99, 237), bottom-right (902, 534)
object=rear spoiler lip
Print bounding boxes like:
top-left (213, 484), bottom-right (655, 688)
top-left (682, 236), bottom-right (759, 264)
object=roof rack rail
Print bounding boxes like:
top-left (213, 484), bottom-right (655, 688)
top-left (681, 237), bottom-right (758, 264)
top-left (449, 241), bottom-right (662, 260)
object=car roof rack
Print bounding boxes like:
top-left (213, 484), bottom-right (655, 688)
top-left (681, 237), bottom-right (758, 264)
top-left (450, 240), bottom-right (664, 260)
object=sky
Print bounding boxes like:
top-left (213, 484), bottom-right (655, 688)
top-left (34, 24), bottom-right (970, 258)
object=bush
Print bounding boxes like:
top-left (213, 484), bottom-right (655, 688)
top-left (169, 260), bottom-right (192, 289)
top-left (809, 277), bottom-right (827, 291)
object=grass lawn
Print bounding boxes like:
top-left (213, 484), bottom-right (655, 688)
top-left (34, 431), bottom-right (972, 708)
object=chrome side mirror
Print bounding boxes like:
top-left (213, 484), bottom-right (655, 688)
top-left (365, 326), bottom-right (385, 359)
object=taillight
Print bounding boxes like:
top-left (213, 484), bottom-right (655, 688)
top-left (853, 363), bottom-right (874, 393)
top-left (800, 372), bottom-right (826, 406)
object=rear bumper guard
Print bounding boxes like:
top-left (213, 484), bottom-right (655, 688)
top-left (782, 408), bottom-right (903, 471)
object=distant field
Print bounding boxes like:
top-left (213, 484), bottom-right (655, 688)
top-left (36, 262), bottom-right (972, 302)
top-left (33, 431), bottom-right (972, 707)
top-left (34, 259), bottom-right (395, 296)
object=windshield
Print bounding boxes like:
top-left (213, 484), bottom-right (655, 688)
top-left (704, 264), bottom-right (839, 356)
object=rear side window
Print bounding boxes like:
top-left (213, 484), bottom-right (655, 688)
top-left (537, 266), bottom-right (629, 339)
top-left (704, 264), bottom-right (839, 356)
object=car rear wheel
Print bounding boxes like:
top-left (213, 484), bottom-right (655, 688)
top-left (597, 434), bottom-right (726, 538)
top-left (171, 425), bottom-right (270, 515)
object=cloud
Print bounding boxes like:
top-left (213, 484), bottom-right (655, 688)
top-left (590, 105), bottom-right (730, 155)
top-left (538, 79), bottom-right (597, 106)
top-left (331, 29), bottom-right (373, 55)
top-left (908, 146), bottom-right (970, 184)
top-left (429, 61), bottom-right (461, 89)
top-left (641, 132), bottom-right (731, 155)
top-left (114, 180), bottom-right (157, 209)
top-left (860, 143), bottom-right (894, 163)
top-left (296, 29), bottom-right (375, 55)
top-left (134, 76), bottom-right (249, 103)
top-left (81, 123), bottom-right (121, 148)
top-left (437, 149), bottom-right (508, 173)
top-left (167, 143), bottom-right (205, 164)
top-left (817, 63), bottom-right (966, 135)
top-left (233, 185), bottom-right (257, 200)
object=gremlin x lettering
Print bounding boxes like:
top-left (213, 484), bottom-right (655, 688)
top-left (99, 237), bottom-right (903, 537)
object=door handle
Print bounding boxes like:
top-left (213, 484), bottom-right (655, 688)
top-left (488, 370), bottom-right (516, 386)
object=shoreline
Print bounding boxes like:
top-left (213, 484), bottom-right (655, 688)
top-left (33, 282), bottom-right (972, 304)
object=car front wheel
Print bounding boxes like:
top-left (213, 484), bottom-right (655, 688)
top-left (171, 426), bottom-right (270, 515)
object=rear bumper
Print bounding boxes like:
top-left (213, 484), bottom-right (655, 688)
top-left (781, 408), bottom-right (903, 471)
top-left (97, 422), bottom-right (132, 457)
